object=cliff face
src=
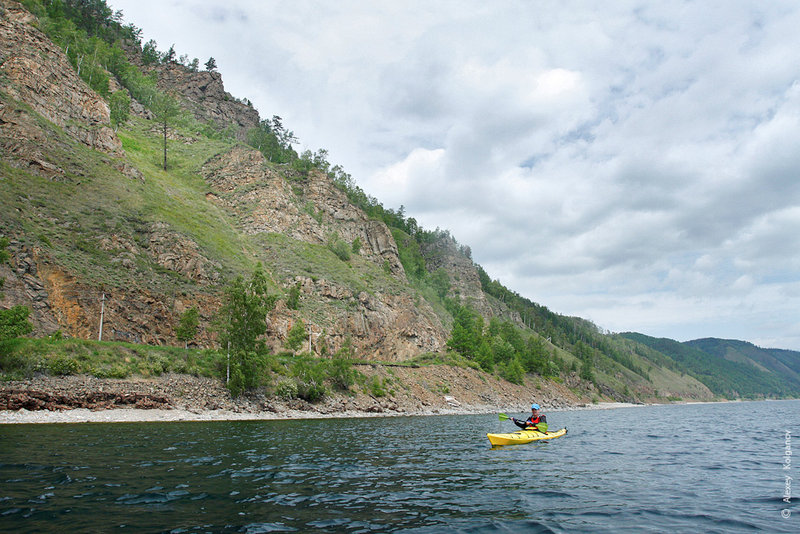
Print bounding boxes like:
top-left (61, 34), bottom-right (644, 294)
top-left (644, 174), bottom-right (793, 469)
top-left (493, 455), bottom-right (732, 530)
top-left (201, 146), bottom-right (404, 275)
top-left (422, 236), bottom-right (522, 324)
top-left (151, 63), bottom-right (260, 140)
top-left (0, 1), bottom-right (447, 360)
top-left (201, 146), bottom-right (446, 360)
top-left (0, 0), bottom-right (121, 164)
top-left (0, 240), bottom-right (221, 347)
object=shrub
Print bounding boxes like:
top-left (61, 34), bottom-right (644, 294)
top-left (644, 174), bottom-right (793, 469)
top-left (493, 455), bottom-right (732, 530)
top-left (291, 356), bottom-right (326, 402)
top-left (285, 320), bottom-right (307, 352)
top-left (287, 283), bottom-right (301, 310)
top-left (93, 364), bottom-right (130, 379)
top-left (324, 232), bottom-right (350, 262)
top-left (368, 376), bottom-right (388, 398)
top-left (500, 358), bottom-right (525, 385)
top-left (0, 344), bottom-right (37, 378)
top-left (48, 356), bottom-right (79, 376)
top-left (298, 381), bottom-right (326, 403)
top-left (0, 306), bottom-right (33, 344)
top-left (227, 351), bottom-right (266, 397)
top-left (275, 378), bottom-right (299, 400)
top-left (327, 358), bottom-right (357, 391)
top-left (328, 238), bottom-right (351, 262)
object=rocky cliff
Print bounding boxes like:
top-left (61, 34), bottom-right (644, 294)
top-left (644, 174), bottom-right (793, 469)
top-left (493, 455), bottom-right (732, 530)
top-left (0, 0), bottom-right (448, 361)
top-left (150, 62), bottom-right (260, 140)
top-left (201, 146), bottom-right (404, 275)
top-left (0, 0), bottom-right (121, 169)
top-left (422, 235), bottom-right (522, 324)
top-left (201, 145), bottom-right (447, 359)
top-left (0, 1), bottom-right (730, 406)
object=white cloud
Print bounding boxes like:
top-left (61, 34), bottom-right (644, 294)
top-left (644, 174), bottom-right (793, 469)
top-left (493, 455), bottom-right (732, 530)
top-left (109, 0), bottom-right (800, 350)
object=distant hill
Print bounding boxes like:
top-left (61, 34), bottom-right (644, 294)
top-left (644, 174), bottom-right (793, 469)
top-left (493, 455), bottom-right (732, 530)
top-left (621, 333), bottom-right (800, 398)
top-left (686, 338), bottom-right (800, 387)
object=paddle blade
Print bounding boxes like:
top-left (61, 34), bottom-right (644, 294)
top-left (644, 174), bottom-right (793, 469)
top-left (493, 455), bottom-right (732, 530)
top-left (536, 422), bottom-right (549, 433)
top-left (498, 413), bottom-right (510, 421)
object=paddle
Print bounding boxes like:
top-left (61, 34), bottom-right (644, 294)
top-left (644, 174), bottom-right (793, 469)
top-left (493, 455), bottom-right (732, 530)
top-left (536, 422), bottom-right (549, 433)
top-left (498, 413), bottom-right (548, 433)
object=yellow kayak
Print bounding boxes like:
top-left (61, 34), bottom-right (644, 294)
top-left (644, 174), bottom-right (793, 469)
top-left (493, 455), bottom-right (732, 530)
top-left (487, 427), bottom-right (568, 446)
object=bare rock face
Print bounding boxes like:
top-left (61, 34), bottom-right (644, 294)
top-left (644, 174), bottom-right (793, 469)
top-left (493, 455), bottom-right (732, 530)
top-left (272, 276), bottom-right (447, 361)
top-left (422, 235), bottom-right (523, 324)
top-left (96, 225), bottom-right (222, 285)
top-left (151, 63), bottom-right (259, 140)
top-left (422, 236), bottom-right (493, 313)
top-left (147, 223), bottom-right (222, 284)
top-left (201, 146), bottom-right (404, 275)
top-left (0, 243), bottom-right (60, 336)
top-left (0, 0), bottom-right (121, 154)
top-left (1, 238), bottom-right (221, 347)
top-left (202, 146), bottom-right (448, 360)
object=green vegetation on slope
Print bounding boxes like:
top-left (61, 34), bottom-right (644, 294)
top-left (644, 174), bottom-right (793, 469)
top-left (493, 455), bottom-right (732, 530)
top-left (686, 338), bottom-right (800, 386)
top-left (0, 106), bottom-right (250, 292)
top-left (622, 333), bottom-right (800, 399)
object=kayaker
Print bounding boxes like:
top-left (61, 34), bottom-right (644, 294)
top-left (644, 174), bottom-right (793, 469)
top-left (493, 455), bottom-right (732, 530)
top-left (511, 404), bottom-right (548, 432)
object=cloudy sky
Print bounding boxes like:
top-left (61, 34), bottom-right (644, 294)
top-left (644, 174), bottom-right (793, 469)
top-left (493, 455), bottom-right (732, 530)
top-left (109, 1), bottom-right (800, 350)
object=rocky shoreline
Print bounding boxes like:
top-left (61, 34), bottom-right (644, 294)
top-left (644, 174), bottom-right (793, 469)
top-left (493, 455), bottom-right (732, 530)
top-left (0, 367), bottom-right (646, 424)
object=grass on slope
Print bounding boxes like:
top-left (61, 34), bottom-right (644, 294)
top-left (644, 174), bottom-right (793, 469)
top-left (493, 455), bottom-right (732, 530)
top-left (116, 117), bottom-right (253, 277)
top-left (0, 104), bottom-right (258, 294)
top-left (0, 336), bottom-right (221, 381)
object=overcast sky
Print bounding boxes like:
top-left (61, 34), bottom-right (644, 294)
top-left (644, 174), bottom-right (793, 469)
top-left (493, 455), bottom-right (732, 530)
top-left (108, 1), bottom-right (800, 350)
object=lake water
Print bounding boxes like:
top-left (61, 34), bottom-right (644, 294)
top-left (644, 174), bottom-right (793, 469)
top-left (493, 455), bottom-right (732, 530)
top-left (1, 400), bottom-right (797, 532)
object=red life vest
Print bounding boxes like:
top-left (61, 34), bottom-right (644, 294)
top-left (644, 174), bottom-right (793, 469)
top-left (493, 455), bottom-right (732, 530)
top-left (525, 415), bottom-right (542, 428)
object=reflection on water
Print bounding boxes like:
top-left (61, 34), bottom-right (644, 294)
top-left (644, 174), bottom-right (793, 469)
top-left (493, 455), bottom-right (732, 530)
top-left (0, 400), bottom-right (797, 532)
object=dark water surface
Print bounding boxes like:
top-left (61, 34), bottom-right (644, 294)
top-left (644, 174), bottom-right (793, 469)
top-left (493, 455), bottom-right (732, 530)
top-left (1, 400), bottom-right (797, 532)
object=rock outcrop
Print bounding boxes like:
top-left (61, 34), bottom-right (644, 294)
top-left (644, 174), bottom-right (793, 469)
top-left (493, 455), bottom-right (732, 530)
top-left (151, 62), bottom-right (260, 140)
top-left (0, 0), bottom-right (121, 156)
top-left (0, 1), bottom-right (446, 361)
top-left (146, 223), bottom-right (223, 284)
top-left (1, 240), bottom-right (220, 346)
top-left (201, 146), bottom-right (447, 360)
top-left (202, 146), bottom-right (405, 276)
top-left (422, 235), bottom-right (523, 324)
top-left (269, 277), bottom-right (446, 360)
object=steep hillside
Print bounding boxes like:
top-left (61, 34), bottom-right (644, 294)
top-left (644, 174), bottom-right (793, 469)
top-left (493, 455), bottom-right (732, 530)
top-left (0, 0), bottom-right (447, 360)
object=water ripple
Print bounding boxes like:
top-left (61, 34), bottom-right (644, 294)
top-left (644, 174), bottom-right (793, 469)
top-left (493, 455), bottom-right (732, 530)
top-left (0, 401), bottom-right (797, 532)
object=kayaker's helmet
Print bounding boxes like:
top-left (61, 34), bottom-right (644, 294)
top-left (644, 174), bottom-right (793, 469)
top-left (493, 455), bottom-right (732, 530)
top-left (531, 403), bottom-right (540, 410)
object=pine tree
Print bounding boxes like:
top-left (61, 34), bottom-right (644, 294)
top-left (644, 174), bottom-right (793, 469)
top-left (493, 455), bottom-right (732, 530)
top-left (150, 92), bottom-right (181, 170)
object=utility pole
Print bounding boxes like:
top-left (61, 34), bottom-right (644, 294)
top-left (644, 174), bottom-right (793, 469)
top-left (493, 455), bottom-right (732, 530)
top-left (308, 329), bottom-right (321, 355)
top-left (98, 292), bottom-right (105, 341)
